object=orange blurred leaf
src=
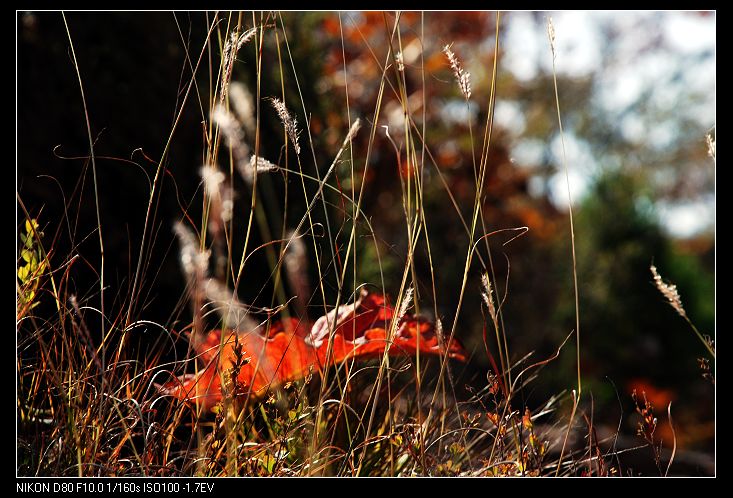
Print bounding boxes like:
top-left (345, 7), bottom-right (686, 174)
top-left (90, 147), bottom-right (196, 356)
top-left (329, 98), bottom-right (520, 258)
top-left (163, 289), bottom-right (466, 411)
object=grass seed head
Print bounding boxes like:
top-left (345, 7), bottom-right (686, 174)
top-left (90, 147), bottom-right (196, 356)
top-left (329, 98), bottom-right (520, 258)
top-left (443, 43), bottom-right (471, 100)
top-left (270, 97), bottom-right (301, 155)
top-left (650, 264), bottom-right (686, 318)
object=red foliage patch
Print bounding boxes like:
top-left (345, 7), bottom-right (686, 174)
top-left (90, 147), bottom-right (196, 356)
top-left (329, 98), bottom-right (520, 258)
top-left (163, 289), bottom-right (466, 411)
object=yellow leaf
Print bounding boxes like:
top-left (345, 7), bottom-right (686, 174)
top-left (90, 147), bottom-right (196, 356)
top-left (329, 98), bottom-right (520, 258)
top-left (522, 408), bottom-right (533, 430)
top-left (25, 218), bottom-right (39, 234)
top-left (18, 264), bottom-right (30, 281)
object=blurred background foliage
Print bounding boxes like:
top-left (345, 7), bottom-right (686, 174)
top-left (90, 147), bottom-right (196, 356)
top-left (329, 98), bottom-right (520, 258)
top-left (18, 11), bottom-right (714, 455)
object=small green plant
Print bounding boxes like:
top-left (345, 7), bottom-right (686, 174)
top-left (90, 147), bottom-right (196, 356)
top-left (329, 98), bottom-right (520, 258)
top-left (17, 218), bottom-right (47, 317)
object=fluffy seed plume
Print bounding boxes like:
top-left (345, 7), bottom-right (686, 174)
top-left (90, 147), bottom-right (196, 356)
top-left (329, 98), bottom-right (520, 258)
top-left (203, 278), bottom-right (259, 332)
top-left (443, 44), bottom-right (471, 100)
top-left (212, 104), bottom-right (246, 149)
top-left (396, 286), bottom-right (414, 325)
top-left (435, 318), bottom-right (444, 345)
top-left (395, 51), bottom-right (405, 72)
top-left (481, 273), bottom-right (497, 324)
top-left (270, 97), bottom-right (301, 155)
top-left (250, 155), bottom-right (279, 173)
top-left (221, 196), bottom-right (233, 223)
top-left (200, 164), bottom-right (232, 223)
top-left (345, 118), bottom-right (361, 144)
top-left (173, 221), bottom-right (209, 283)
top-left (221, 27), bottom-right (258, 103)
top-left (650, 265), bottom-right (685, 318)
top-left (651, 265), bottom-right (715, 359)
top-left (284, 231), bottom-right (306, 280)
top-left (237, 155), bottom-right (279, 185)
top-left (284, 230), bottom-right (309, 318)
top-left (212, 104), bottom-right (250, 171)
top-left (547, 17), bottom-right (556, 54)
top-left (706, 133), bottom-right (715, 160)
top-left (200, 165), bottom-right (225, 198)
top-left (229, 81), bottom-right (256, 138)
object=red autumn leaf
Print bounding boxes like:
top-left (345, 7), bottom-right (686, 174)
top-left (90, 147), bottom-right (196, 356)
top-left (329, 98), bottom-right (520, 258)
top-left (162, 289), bottom-right (466, 412)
